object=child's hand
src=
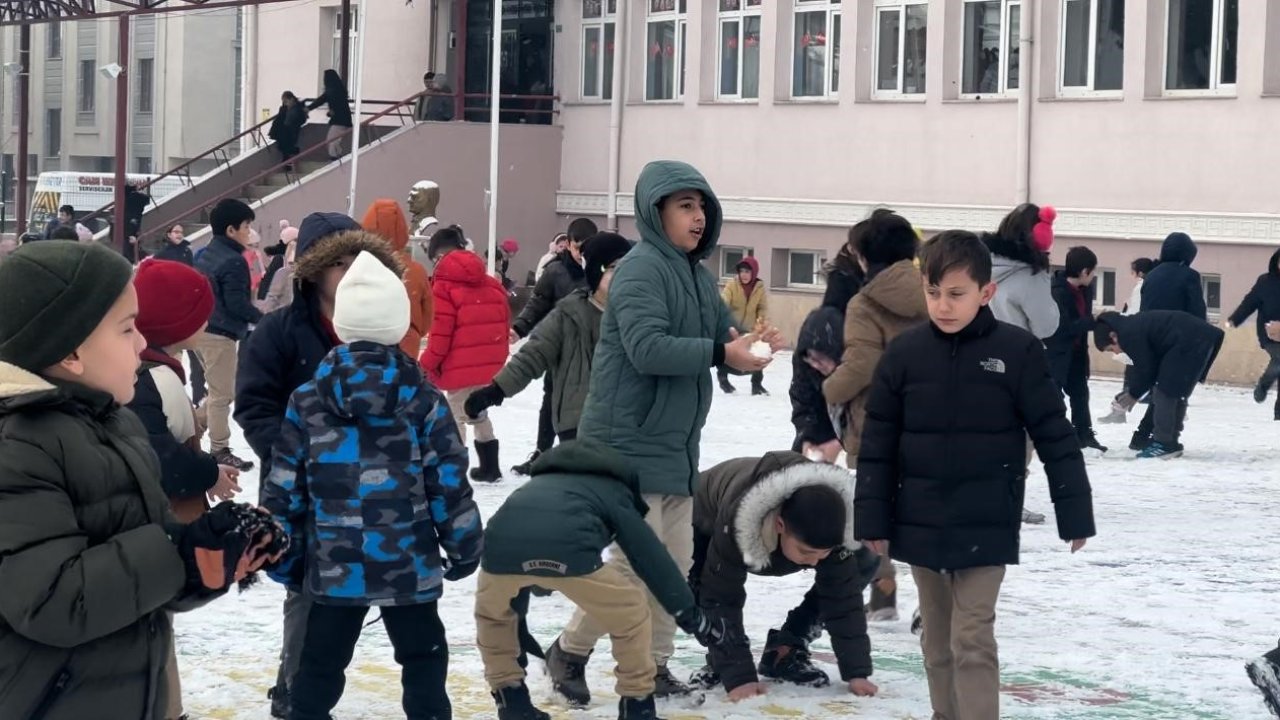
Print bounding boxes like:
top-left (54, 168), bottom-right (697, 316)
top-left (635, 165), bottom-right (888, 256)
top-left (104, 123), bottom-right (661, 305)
top-left (848, 678), bottom-right (878, 696)
top-left (804, 350), bottom-right (838, 378)
top-left (1069, 538), bottom-right (1087, 553)
top-left (761, 325), bottom-right (787, 353)
top-left (210, 465), bottom-right (242, 502)
top-left (724, 329), bottom-right (770, 373)
top-left (802, 439), bottom-right (842, 463)
top-left (727, 682), bottom-right (767, 702)
top-left (1267, 321), bottom-right (1280, 342)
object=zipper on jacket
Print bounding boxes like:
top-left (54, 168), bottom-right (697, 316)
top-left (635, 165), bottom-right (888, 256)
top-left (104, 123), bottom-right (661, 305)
top-left (29, 669), bottom-right (70, 720)
top-left (941, 334), bottom-right (961, 569)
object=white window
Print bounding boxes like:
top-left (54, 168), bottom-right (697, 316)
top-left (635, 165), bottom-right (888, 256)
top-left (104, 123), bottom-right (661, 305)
top-left (720, 246), bottom-right (751, 278)
top-left (793, 0), bottom-right (842, 98)
top-left (873, 0), bottom-right (928, 98)
top-left (961, 0), bottom-right (1020, 96)
top-left (1202, 273), bottom-right (1222, 314)
top-left (717, 0), bottom-right (763, 99)
top-left (1061, 0), bottom-right (1124, 95)
top-left (1166, 0), bottom-right (1237, 93)
top-left (330, 6), bottom-right (358, 73)
top-left (788, 250), bottom-right (826, 287)
top-left (582, 0), bottom-right (618, 100)
top-left (646, 0), bottom-right (688, 101)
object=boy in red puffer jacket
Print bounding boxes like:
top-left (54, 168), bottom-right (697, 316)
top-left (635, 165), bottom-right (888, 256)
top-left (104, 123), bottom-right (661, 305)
top-left (421, 225), bottom-right (511, 483)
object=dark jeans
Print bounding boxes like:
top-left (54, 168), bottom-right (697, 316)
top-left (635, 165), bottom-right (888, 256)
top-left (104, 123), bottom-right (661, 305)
top-left (188, 350), bottom-right (206, 406)
top-left (1062, 349), bottom-right (1092, 436)
top-left (717, 368), bottom-right (764, 388)
top-left (536, 375), bottom-right (555, 454)
top-left (558, 428), bottom-right (578, 442)
top-left (1261, 345), bottom-right (1280, 417)
top-left (290, 602), bottom-right (451, 720)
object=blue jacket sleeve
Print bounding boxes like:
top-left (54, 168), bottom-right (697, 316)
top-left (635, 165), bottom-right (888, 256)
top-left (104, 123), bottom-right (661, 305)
top-left (422, 397), bottom-right (483, 565)
top-left (610, 262), bottom-right (716, 376)
top-left (263, 399), bottom-right (309, 586)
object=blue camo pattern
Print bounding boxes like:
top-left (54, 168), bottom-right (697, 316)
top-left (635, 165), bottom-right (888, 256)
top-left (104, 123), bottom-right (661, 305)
top-left (262, 342), bottom-right (483, 606)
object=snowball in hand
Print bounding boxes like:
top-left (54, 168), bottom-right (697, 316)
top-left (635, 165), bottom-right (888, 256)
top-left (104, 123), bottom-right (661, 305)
top-left (750, 340), bottom-right (773, 360)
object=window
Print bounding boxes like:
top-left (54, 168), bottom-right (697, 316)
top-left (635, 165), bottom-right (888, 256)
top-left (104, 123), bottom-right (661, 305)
top-left (874, 0), bottom-right (928, 97)
top-left (137, 58), bottom-right (154, 113)
top-left (720, 246), bottom-right (752, 277)
top-left (961, 0), bottom-right (1020, 95)
top-left (136, 156), bottom-right (152, 174)
top-left (1202, 274), bottom-right (1222, 314)
top-left (77, 60), bottom-right (95, 113)
top-left (1061, 0), bottom-right (1124, 94)
top-left (793, 0), bottom-right (842, 98)
top-left (330, 6), bottom-right (358, 73)
top-left (1166, 0), bottom-right (1237, 92)
top-left (788, 250), bottom-right (825, 287)
top-left (47, 21), bottom-right (61, 59)
top-left (1097, 268), bottom-right (1117, 307)
top-left (717, 0), bottom-right (763, 99)
top-left (646, 0), bottom-right (687, 101)
top-left (582, 0), bottom-right (618, 100)
top-left (45, 109), bottom-right (60, 158)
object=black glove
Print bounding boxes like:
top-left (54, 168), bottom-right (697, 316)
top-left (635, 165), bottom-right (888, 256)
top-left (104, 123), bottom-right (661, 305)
top-left (676, 608), bottom-right (730, 648)
top-left (444, 558), bottom-right (480, 582)
top-left (464, 384), bottom-right (505, 420)
top-left (168, 502), bottom-right (289, 592)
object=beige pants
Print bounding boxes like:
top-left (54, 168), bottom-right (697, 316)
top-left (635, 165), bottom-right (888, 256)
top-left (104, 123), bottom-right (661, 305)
top-left (164, 614), bottom-right (183, 719)
top-left (560, 494), bottom-right (692, 664)
top-left (911, 565), bottom-right (1006, 720)
top-left (446, 386), bottom-right (495, 444)
top-left (192, 332), bottom-right (238, 452)
top-left (325, 125), bottom-right (346, 158)
top-left (476, 568), bottom-right (655, 698)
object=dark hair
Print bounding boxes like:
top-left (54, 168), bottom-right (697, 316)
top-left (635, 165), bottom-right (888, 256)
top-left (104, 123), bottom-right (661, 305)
top-left (850, 208), bottom-right (918, 278)
top-left (921, 230), bottom-right (992, 286)
top-left (168, 223), bottom-right (184, 234)
top-left (50, 225), bottom-right (79, 241)
top-left (779, 484), bottom-right (847, 550)
top-left (1064, 246), bottom-right (1099, 278)
top-left (567, 217), bottom-right (599, 244)
top-left (1093, 311), bottom-right (1122, 352)
top-left (424, 71), bottom-right (436, 81)
top-left (987, 203), bottom-right (1051, 274)
top-left (1130, 257), bottom-right (1155, 276)
top-left (281, 91), bottom-right (299, 103)
top-left (427, 224), bottom-right (467, 260)
top-left (209, 198), bottom-right (256, 237)
top-left (59, 204), bottom-right (75, 216)
top-left (322, 69), bottom-right (346, 93)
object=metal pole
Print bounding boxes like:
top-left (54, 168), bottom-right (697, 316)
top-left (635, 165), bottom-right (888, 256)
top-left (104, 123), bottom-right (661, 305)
top-left (605, 0), bottom-right (627, 232)
top-left (1015, 0), bottom-right (1034, 203)
top-left (15, 23), bottom-right (29, 237)
top-left (113, 15), bottom-right (131, 254)
top-left (340, 0), bottom-right (352, 82)
top-left (486, 0), bottom-right (500, 274)
top-left (345, 0), bottom-right (368, 216)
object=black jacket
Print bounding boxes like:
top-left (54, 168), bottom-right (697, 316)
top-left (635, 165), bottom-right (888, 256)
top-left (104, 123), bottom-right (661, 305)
top-left (308, 88), bottom-right (352, 127)
top-left (1102, 311), bottom-right (1225, 400)
top-left (194, 235), bottom-right (263, 340)
top-left (790, 269), bottom-right (861, 448)
top-left (268, 103), bottom-right (307, 145)
top-left (1227, 250), bottom-right (1280, 347)
top-left (855, 307), bottom-right (1096, 571)
top-left (1141, 233), bottom-right (1206, 320)
top-left (127, 363), bottom-right (219, 499)
top-left (693, 453), bottom-right (875, 690)
top-left (153, 240), bottom-right (194, 266)
top-left (512, 251), bottom-right (587, 338)
top-left (234, 287), bottom-right (335, 481)
top-left (1044, 271), bottom-right (1094, 385)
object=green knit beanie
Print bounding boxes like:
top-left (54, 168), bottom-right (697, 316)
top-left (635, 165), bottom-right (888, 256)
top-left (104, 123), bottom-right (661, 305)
top-left (0, 241), bottom-right (135, 373)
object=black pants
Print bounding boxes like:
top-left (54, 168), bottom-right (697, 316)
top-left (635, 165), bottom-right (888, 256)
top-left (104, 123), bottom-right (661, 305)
top-left (290, 602), bottom-right (451, 720)
top-left (559, 428), bottom-right (577, 442)
top-left (1261, 345), bottom-right (1280, 418)
top-left (536, 375), bottom-right (556, 454)
top-left (717, 368), bottom-right (764, 388)
top-left (1062, 349), bottom-right (1092, 436)
top-left (188, 350), bottom-right (206, 406)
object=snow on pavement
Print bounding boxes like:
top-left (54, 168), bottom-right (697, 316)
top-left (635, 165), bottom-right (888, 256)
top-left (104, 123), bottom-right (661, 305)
top-left (178, 355), bottom-right (1280, 719)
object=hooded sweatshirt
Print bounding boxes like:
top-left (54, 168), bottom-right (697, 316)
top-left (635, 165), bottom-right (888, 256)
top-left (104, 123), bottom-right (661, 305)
top-left (721, 255), bottom-right (768, 331)
top-left (1141, 232), bottom-right (1206, 320)
top-left (577, 161), bottom-right (734, 496)
top-left (984, 233), bottom-right (1060, 339)
top-left (791, 267), bottom-right (862, 448)
top-left (362, 199), bottom-right (434, 356)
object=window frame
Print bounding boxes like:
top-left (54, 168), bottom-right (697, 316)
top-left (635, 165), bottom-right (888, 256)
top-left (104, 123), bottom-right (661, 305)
top-left (792, 0), bottom-right (842, 99)
top-left (716, 0), bottom-right (763, 101)
top-left (1096, 268), bottom-right (1118, 309)
top-left (1058, 0), bottom-right (1125, 97)
top-left (645, 0), bottom-right (689, 102)
top-left (77, 59), bottom-right (95, 114)
top-left (1201, 273), bottom-right (1222, 315)
top-left (581, 0), bottom-right (618, 101)
top-left (1163, 0), bottom-right (1237, 96)
top-left (330, 6), bottom-right (358, 74)
top-left (137, 58), bottom-right (154, 113)
top-left (786, 249), bottom-right (826, 289)
top-left (720, 246), bottom-right (752, 278)
top-left (44, 108), bottom-right (61, 159)
top-left (959, 0), bottom-right (1021, 98)
top-left (872, 0), bottom-right (929, 100)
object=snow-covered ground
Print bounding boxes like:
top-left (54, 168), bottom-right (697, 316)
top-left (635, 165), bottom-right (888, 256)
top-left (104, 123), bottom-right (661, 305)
top-left (179, 354), bottom-right (1280, 719)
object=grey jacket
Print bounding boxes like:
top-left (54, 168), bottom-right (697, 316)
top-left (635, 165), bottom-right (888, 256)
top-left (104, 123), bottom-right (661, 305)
top-left (989, 256), bottom-right (1060, 340)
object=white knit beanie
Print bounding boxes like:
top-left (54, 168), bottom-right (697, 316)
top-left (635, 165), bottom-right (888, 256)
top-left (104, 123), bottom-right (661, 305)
top-left (333, 251), bottom-right (410, 346)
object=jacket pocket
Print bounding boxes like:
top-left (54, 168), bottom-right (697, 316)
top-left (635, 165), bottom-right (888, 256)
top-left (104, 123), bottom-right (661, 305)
top-left (28, 669), bottom-right (70, 720)
top-left (640, 384), bottom-right (668, 433)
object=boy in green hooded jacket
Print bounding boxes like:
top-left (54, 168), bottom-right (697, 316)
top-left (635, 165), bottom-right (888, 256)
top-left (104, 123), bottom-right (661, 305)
top-left (547, 161), bottom-right (783, 702)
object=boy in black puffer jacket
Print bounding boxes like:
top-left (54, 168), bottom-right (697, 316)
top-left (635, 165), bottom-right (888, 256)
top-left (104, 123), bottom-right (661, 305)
top-left (1227, 248), bottom-right (1280, 418)
top-left (1142, 231), bottom-right (1206, 319)
top-left (856, 231), bottom-right (1095, 720)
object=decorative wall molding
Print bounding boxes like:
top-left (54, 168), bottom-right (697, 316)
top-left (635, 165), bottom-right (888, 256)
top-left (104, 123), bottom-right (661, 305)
top-left (557, 192), bottom-right (1280, 246)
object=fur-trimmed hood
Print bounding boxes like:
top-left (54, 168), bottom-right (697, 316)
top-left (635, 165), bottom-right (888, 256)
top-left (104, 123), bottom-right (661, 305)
top-left (292, 230), bottom-right (404, 285)
top-left (0, 360), bottom-right (54, 401)
top-left (732, 460), bottom-right (858, 571)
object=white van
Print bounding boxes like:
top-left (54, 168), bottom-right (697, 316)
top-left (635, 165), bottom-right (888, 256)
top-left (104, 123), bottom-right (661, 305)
top-left (27, 172), bottom-right (189, 235)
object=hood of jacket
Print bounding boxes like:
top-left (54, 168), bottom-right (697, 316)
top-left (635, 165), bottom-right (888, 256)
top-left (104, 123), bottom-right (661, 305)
top-left (633, 160), bottom-right (723, 263)
top-left (293, 229), bottom-right (404, 285)
top-left (531, 439), bottom-right (647, 513)
top-left (821, 266), bottom-right (861, 310)
top-left (1160, 232), bottom-right (1198, 265)
top-left (992, 254), bottom-right (1036, 285)
top-left (433, 247), bottom-right (491, 285)
top-left (858, 258), bottom-right (926, 320)
top-left (312, 342), bottom-right (422, 420)
top-left (983, 231), bottom-right (1046, 271)
top-left (732, 452), bottom-right (858, 571)
top-left (0, 360), bottom-right (115, 416)
top-left (735, 255), bottom-right (760, 280)
top-left (361, 199), bottom-right (411, 252)
top-left (1270, 248), bottom-right (1280, 278)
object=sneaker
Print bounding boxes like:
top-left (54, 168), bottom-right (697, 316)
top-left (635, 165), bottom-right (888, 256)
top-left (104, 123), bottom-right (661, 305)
top-left (213, 448), bottom-right (255, 471)
top-left (493, 683), bottom-right (551, 720)
top-left (1256, 380), bottom-right (1272, 404)
top-left (653, 664), bottom-right (695, 698)
top-left (545, 638), bottom-right (591, 707)
top-left (268, 686), bottom-right (289, 719)
top-left (867, 607), bottom-right (899, 622)
top-left (758, 631), bottom-right (830, 688)
top-left (1021, 508), bottom-right (1046, 525)
top-left (910, 608), bottom-right (923, 636)
top-left (1247, 647), bottom-right (1280, 718)
top-left (1129, 432), bottom-right (1153, 452)
top-left (718, 376), bottom-right (736, 394)
top-left (688, 664), bottom-right (721, 690)
top-left (511, 450), bottom-right (541, 476)
top-left (1098, 405), bottom-right (1128, 424)
top-left (618, 694), bottom-right (665, 720)
top-left (1078, 430), bottom-right (1108, 454)
top-left (1136, 441), bottom-right (1184, 459)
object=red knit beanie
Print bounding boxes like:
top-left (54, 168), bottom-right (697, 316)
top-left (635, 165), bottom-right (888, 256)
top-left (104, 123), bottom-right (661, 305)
top-left (135, 258), bottom-right (214, 348)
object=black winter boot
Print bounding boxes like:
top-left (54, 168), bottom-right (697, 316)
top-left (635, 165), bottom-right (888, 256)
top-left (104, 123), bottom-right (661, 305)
top-left (688, 661), bottom-right (721, 690)
top-left (758, 629), bottom-right (830, 687)
top-left (492, 683), bottom-right (550, 720)
top-left (653, 664), bottom-right (695, 698)
top-left (511, 450), bottom-right (540, 476)
top-left (618, 694), bottom-right (665, 720)
top-left (268, 685), bottom-right (289, 719)
top-left (717, 369), bottom-right (736, 394)
top-left (470, 440), bottom-right (503, 483)
top-left (545, 638), bottom-right (591, 706)
top-left (1247, 643), bottom-right (1280, 718)
top-left (1077, 428), bottom-right (1108, 454)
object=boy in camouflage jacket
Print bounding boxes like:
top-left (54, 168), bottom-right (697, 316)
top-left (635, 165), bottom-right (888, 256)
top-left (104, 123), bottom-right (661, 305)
top-left (264, 252), bottom-right (483, 720)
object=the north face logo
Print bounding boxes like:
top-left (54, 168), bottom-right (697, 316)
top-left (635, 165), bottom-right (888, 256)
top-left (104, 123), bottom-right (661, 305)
top-left (980, 358), bottom-right (1006, 374)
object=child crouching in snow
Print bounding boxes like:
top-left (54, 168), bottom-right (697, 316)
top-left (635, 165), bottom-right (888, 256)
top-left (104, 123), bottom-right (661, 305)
top-left (263, 251), bottom-right (484, 720)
